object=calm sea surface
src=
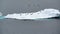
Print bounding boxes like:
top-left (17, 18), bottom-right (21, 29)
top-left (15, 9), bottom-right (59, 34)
top-left (0, 19), bottom-right (60, 34)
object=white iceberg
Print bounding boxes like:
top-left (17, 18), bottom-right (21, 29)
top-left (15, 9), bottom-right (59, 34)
top-left (4, 8), bottom-right (60, 20)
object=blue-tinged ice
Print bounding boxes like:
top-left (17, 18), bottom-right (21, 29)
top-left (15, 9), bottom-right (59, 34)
top-left (0, 12), bottom-right (5, 19)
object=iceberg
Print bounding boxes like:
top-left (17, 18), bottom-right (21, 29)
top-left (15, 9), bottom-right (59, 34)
top-left (0, 12), bottom-right (5, 19)
top-left (4, 8), bottom-right (60, 20)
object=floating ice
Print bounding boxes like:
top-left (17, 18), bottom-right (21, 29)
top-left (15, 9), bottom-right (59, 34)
top-left (0, 12), bottom-right (2, 16)
top-left (0, 12), bottom-right (5, 19)
top-left (4, 8), bottom-right (60, 20)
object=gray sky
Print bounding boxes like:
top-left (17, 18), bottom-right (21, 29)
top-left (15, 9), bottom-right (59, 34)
top-left (0, 0), bottom-right (60, 15)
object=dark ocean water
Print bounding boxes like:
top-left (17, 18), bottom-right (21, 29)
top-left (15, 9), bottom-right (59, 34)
top-left (0, 19), bottom-right (60, 34)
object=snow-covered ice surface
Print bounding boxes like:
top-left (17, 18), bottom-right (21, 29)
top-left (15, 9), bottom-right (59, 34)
top-left (0, 8), bottom-right (60, 20)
